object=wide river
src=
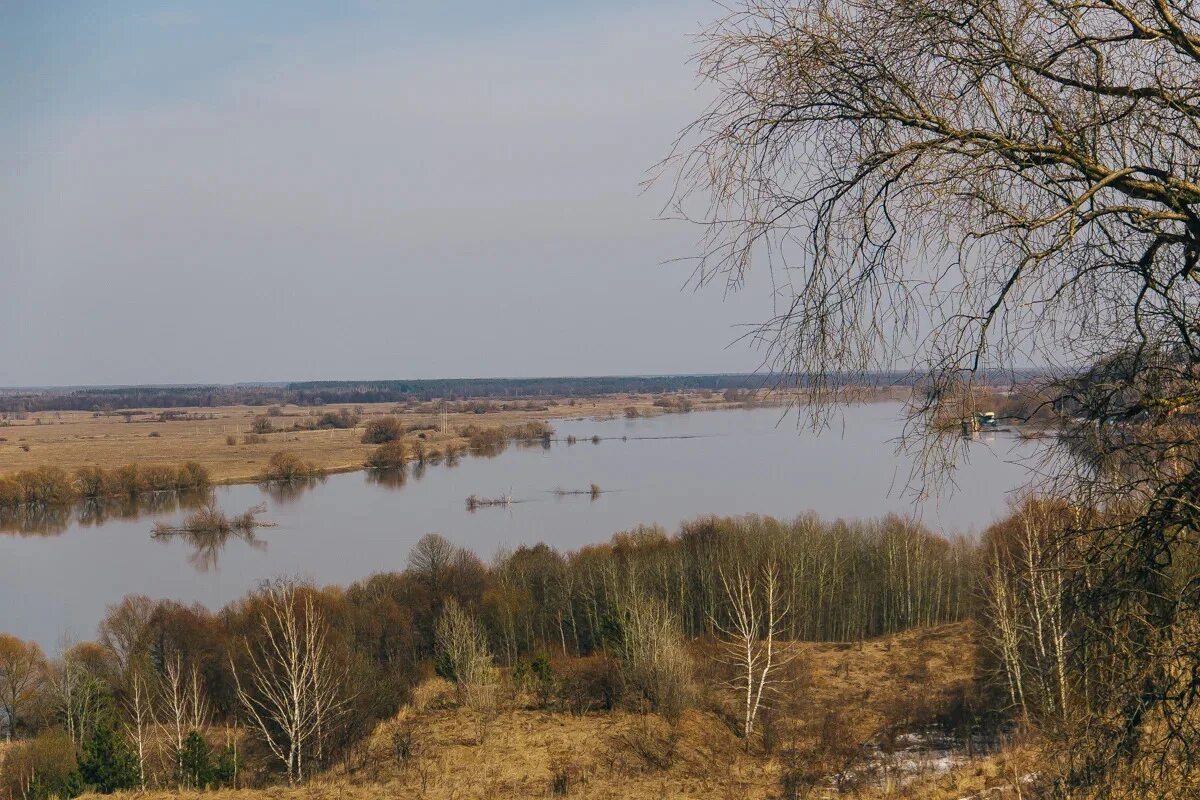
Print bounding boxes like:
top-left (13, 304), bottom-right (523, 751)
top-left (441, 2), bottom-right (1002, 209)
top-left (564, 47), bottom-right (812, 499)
top-left (1, 403), bottom-right (1037, 650)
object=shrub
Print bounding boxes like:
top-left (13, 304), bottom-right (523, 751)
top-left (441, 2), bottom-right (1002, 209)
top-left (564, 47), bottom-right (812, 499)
top-left (434, 598), bottom-right (496, 711)
top-left (555, 657), bottom-right (620, 714)
top-left (16, 466), bottom-right (74, 506)
top-left (242, 433), bottom-right (267, 444)
top-left (74, 466), bottom-right (113, 500)
top-left (251, 416), bottom-right (275, 434)
top-left (0, 476), bottom-right (22, 508)
top-left (613, 716), bottom-right (681, 771)
top-left (225, 434), bottom-right (238, 446)
top-left (141, 464), bottom-right (182, 492)
top-left (176, 462), bottom-right (211, 491)
top-left (366, 441), bottom-right (408, 469)
top-left (615, 594), bottom-right (694, 720)
top-left (112, 464), bottom-right (146, 497)
top-left (0, 731), bottom-right (81, 800)
top-left (315, 409), bottom-right (359, 429)
top-left (362, 416), bottom-right (405, 444)
top-left (262, 451), bottom-right (322, 482)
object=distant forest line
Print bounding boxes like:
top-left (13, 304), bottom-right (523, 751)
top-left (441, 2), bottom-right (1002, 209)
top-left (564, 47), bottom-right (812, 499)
top-left (0, 371), bottom-right (1035, 413)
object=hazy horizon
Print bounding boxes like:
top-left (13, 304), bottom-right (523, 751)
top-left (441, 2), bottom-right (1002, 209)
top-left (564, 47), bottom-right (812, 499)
top-left (2, 0), bottom-right (769, 387)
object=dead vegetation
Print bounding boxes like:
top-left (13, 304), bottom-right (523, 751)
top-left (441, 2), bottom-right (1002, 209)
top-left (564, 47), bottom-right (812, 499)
top-left (151, 501), bottom-right (274, 537)
top-left (67, 624), bottom-right (1018, 800)
top-left (0, 393), bottom-right (766, 486)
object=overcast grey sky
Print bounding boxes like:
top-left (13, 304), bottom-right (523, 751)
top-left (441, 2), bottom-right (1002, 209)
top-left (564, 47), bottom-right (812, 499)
top-left (0, 1), bottom-right (774, 387)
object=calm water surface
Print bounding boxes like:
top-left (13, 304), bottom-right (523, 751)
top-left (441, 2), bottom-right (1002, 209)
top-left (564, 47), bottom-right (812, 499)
top-left (1, 404), bottom-right (1037, 650)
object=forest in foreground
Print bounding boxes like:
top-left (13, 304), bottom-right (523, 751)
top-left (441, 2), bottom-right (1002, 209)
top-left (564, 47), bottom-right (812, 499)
top-left (0, 505), bottom-right (1098, 798)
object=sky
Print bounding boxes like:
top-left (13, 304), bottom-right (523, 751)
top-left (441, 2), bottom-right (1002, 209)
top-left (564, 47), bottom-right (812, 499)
top-left (0, 0), bottom-right (773, 387)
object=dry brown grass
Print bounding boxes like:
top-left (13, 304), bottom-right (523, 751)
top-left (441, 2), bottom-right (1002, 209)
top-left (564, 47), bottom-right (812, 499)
top-left (79, 623), bottom-right (1030, 800)
top-left (0, 393), bottom-right (758, 486)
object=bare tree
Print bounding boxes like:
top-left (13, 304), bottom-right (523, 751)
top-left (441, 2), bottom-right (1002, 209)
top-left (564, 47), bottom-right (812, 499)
top-left (434, 598), bottom-right (496, 714)
top-left (618, 593), bottom-right (694, 720)
top-left (98, 595), bottom-right (155, 675)
top-left (159, 654), bottom-right (210, 786)
top-left (124, 668), bottom-right (155, 790)
top-left (408, 533), bottom-right (457, 598)
top-left (713, 561), bottom-right (791, 742)
top-left (49, 646), bottom-right (106, 748)
top-left (666, 0), bottom-right (1200, 791)
top-left (231, 580), bottom-right (347, 785)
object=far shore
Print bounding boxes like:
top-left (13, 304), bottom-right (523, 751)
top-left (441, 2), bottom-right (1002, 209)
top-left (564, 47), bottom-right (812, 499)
top-left (1, 388), bottom-right (857, 488)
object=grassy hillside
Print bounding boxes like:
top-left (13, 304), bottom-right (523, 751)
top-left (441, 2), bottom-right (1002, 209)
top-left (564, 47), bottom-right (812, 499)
top-left (79, 623), bottom-right (1034, 800)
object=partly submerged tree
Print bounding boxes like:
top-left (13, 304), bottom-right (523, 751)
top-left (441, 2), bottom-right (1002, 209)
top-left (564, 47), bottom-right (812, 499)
top-left (666, 1), bottom-right (1200, 794)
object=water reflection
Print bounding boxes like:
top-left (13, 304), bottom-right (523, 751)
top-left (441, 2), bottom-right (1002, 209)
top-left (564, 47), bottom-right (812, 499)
top-left (2, 405), bottom-right (1043, 651)
top-left (258, 477), bottom-right (325, 505)
top-left (153, 524), bottom-right (268, 572)
top-left (0, 489), bottom-right (210, 536)
top-left (366, 467), bottom-right (408, 490)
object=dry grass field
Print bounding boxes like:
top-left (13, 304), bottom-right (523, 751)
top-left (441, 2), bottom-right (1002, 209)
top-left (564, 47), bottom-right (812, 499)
top-left (77, 623), bottom-right (1034, 800)
top-left (0, 393), bottom-right (752, 485)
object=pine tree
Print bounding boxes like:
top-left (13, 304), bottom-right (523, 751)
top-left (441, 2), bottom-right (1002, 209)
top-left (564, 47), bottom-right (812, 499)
top-left (77, 717), bottom-right (138, 794)
top-left (180, 730), bottom-right (215, 788)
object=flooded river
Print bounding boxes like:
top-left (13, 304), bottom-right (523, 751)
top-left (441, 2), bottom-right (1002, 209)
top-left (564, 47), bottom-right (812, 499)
top-left (1, 404), bottom-right (1037, 650)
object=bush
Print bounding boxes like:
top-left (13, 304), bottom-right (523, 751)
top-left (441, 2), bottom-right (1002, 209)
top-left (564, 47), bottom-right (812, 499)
top-left (555, 657), bottom-right (620, 714)
top-left (362, 416), bottom-right (405, 444)
top-left (0, 731), bottom-right (81, 800)
top-left (16, 467), bottom-right (74, 506)
top-left (226, 434), bottom-right (238, 446)
top-left (74, 466), bottom-right (114, 500)
top-left (242, 433), bottom-right (267, 444)
top-left (366, 441), bottom-right (408, 469)
top-left (141, 464), bottom-right (183, 492)
top-left (0, 476), bottom-right (22, 508)
top-left (614, 595), bottom-right (694, 720)
top-left (613, 716), bottom-right (681, 772)
top-left (111, 464), bottom-right (146, 497)
top-left (176, 462), bottom-right (211, 491)
top-left (262, 451), bottom-right (323, 481)
top-left (251, 416), bottom-right (274, 434)
top-left (315, 409), bottom-right (359, 429)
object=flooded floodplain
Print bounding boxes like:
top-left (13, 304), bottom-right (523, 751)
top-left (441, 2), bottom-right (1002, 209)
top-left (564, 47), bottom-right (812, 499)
top-left (1, 404), bottom-right (1037, 649)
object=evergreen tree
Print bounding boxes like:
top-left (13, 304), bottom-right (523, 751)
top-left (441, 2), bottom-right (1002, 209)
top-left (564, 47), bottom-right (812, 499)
top-left (77, 717), bottom-right (138, 794)
top-left (180, 730), bottom-right (215, 788)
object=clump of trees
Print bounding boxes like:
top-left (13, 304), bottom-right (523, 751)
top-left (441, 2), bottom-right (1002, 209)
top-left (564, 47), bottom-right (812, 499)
top-left (0, 511), bottom-right (984, 793)
top-left (0, 463), bottom-right (210, 512)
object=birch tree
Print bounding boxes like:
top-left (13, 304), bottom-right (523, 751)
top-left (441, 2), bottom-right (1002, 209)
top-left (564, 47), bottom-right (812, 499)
top-left (159, 655), bottom-right (210, 786)
top-left (713, 561), bottom-right (791, 741)
top-left (123, 668), bottom-right (154, 789)
top-left (231, 581), bottom-right (346, 785)
top-left (666, 1), bottom-right (1200, 790)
